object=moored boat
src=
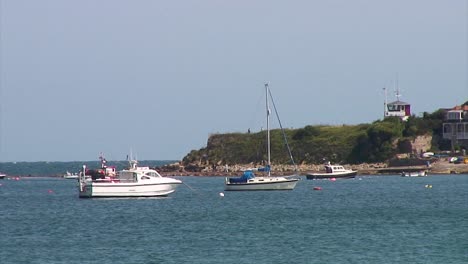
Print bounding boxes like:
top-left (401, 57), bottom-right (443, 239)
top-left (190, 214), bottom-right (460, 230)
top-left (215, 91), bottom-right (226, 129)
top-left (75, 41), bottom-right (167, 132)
top-left (224, 83), bottom-right (299, 191)
top-left (306, 163), bottom-right (357, 179)
top-left (78, 155), bottom-right (182, 198)
top-left (0, 172), bottom-right (5, 179)
top-left (225, 168), bottom-right (299, 191)
top-left (401, 170), bottom-right (428, 177)
top-left (63, 171), bottom-right (79, 179)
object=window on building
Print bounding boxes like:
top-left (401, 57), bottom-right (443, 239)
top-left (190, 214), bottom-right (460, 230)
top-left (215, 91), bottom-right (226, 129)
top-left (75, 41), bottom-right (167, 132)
top-left (448, 111), bottom-right (462, 120)
top-left (444, 124), bottom-right (451, 133)
top-left (458, 124), bottom-right (464, 133)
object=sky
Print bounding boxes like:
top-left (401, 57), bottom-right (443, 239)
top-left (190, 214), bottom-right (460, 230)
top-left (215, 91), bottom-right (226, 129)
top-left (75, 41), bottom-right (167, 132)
top-left (0, 0), bottom-right (467, 162)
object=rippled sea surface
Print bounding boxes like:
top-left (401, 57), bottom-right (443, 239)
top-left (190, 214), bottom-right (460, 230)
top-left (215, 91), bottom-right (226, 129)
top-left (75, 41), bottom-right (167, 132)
top-left (1, 175), bottom-right (467, 264)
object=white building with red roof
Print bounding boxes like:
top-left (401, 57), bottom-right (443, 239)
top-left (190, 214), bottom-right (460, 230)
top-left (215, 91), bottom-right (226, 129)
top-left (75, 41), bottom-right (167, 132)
top-left (383, 87), bottom-right (411, 121)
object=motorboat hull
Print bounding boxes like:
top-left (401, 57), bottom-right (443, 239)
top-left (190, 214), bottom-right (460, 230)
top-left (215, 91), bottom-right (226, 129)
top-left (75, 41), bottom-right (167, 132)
top-left (225, 176), bottom-right (299, 191)
top-left (79, 180), bottom-right (182, 198)
top-left (306, 171), bottom-right (357, 180)
top-left (401, 170), bottom-right (427, 177)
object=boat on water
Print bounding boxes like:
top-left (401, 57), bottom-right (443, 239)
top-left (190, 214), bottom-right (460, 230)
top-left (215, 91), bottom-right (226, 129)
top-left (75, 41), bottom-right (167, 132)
top-left (225, 169), bottom-right (299, 191)
top-left (63, 171), bottom-right (79, 179)
top-left (401, 170), bottom-right (428, 177)
top-left (306, 163), bottom-right (357, 179)
top-left (225, 83), bottom-right (299, 191)
top-left (78, 154), bottom-right (182, 198)
top-left (0, 172), bottom-right (5, 179)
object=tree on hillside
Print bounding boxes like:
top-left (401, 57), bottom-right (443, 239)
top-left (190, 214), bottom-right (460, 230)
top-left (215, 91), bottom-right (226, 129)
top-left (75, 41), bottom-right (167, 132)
top-left (348, 118), bottom-right (403, 163)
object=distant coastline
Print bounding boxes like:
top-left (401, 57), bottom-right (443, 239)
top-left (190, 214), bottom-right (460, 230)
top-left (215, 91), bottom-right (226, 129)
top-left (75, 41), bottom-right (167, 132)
top-left (1, 158), bottom-right (467, 177)
top-left (0, 160), bottom-right (178, 177)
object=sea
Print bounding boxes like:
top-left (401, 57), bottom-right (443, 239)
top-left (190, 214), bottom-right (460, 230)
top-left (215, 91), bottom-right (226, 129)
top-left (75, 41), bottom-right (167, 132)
top-left (0, 164), bottom-right (467, 263)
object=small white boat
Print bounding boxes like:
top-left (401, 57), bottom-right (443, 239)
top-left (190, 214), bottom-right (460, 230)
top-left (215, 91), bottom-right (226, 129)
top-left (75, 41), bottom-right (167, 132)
top-left (306, 163), bottom-right (357, 180)
top-left (79, 155), bottom-right (182, 198)
top-left (0, 172), bottom-right (6, 179)
top-left (63, 171), bottom-right (79, 179)
top-left (401, 170), bottom-right (428, 177)
top-left (225, 83), bottom-right (299, 191)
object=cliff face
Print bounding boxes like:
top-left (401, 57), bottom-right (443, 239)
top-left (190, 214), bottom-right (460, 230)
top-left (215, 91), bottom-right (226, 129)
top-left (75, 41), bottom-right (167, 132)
top-left (411, 135), bottom-right (432, 154)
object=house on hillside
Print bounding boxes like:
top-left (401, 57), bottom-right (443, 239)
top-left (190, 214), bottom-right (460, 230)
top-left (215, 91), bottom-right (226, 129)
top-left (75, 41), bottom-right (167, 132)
top-left (442, 105), bottom-right (468, 150)
top-left (385, 100), bottom-right (411, 121)
top-left (383, 87), bottom-right (411, 121)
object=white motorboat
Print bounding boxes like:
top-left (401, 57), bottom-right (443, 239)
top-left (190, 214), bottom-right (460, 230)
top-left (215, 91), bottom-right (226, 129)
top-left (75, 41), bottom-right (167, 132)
top-left (401, 170), bottom-right (428, 177)
top-left (225, 83), bottom-right (299, 191)
top-left (79, 155), bottom-right (182, 198)
top-left (0, 172), bottom-right (5, 179)
top-left (306, 163), bottom-right (357, 179)
top-left (63, 171), bottom-right (79, 179)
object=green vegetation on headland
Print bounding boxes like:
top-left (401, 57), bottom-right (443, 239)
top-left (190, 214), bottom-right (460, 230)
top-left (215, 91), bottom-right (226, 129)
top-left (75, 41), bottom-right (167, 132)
top-left (182, 107), bottom-right (459, 167)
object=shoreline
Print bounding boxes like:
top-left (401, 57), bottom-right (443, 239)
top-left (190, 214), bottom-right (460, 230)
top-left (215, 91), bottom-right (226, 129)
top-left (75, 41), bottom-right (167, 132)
top-left (159, 159), bottom-right (468, 177)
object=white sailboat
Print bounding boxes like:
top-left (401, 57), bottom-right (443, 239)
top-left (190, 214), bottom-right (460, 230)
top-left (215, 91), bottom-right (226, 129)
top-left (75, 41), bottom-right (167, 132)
top-left (225, 83), bottom-right (300, 191)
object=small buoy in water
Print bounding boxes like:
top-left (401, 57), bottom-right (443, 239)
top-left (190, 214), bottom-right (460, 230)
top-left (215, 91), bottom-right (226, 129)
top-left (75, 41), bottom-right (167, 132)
top-left (313, 187), bottom-right (322, 191)
top-left (219, 192), bottom-right (225, 197)
top-left (48, 190), bottom-right (53, 193)
top-left (425, 184), bottom-right (429, 188)
top-left (330, 178), bottom-right (336, 181)
top-left (428, 185), bottom-right (432, 188)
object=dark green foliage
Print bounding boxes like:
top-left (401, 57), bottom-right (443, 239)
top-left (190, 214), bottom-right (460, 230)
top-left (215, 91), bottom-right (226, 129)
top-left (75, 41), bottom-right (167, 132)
top-left (349, 118), bottom-right (403, 163)
top-left (292, 125), bottom-right (320, 140)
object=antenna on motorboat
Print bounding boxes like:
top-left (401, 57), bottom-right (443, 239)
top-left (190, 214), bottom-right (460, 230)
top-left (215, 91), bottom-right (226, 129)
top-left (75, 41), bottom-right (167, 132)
top-left (127, 148), bottom-right (137, 169)
top-left (99, 152), bottom-right (107, 168)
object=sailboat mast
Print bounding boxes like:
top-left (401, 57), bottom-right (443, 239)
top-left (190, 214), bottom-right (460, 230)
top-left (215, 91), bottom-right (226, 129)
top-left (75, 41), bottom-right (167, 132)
top-left (265, 83), bottom-right (271, 176)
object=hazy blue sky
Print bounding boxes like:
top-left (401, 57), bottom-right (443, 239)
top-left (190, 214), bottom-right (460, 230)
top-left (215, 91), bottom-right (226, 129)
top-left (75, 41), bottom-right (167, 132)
top-left (1, 0), bottom-right (467, 162)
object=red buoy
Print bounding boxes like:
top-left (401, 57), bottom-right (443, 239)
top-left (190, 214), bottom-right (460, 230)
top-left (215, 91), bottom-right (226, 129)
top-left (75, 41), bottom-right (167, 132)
top-left (313, 187), bottom-right (322, 191)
